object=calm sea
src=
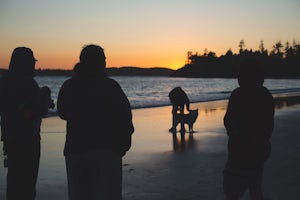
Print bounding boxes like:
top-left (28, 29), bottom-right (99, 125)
top-left (35, 76), bottom-right (300, 111)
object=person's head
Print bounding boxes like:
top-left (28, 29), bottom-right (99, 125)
top-left (79, 44), bottom-right (106, 74)
top-left (9, 47), bottom-right (37, 77)
top-left (237, 57), bottom-right (264, 88)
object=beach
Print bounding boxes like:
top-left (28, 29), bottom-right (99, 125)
top-left (1, 93), bottom-right (300, 200)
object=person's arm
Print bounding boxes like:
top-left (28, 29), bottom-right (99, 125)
top-left (263, 89), bottom-right (275, 141)
top-left (110, 80), bottom-right (134, 155)
top-left (183, 92), bottom-right (190, 112)
top-left (224, 90), bottom-right (239, 136)
top-left (186, 101), bottom-right (190, 112)
top-left (18, 79), bottom-right (50, 119)
top-left (172, 105), bottom-right (178, 114)
top-left (0, 78), bottom-right (5, 146)
top-left (57, 80), bottom-right (72, 120)
top-left (0, 79), bottom-right (4, 141)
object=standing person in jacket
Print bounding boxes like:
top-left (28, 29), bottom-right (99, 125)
top-left (168, 87), bottom-right (190, 133)
top-left (57, 44), bottom-right (134, 200)
top-left (223, 58), bottom-right (275, 200)
top-left (0, 47), bottom-right (52, 200)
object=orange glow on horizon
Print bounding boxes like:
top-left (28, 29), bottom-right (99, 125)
top-left (0, 41), bottom-right (226, 71)
top-left (0, 48), bottom-right (188, 70)
top-left (0, 57), bottom-right (185, 71)
top-left (0, 45), bottom-right (272, 70)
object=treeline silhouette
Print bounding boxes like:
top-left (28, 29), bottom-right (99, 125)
top-left (171, 40), bottom-right (300, 78)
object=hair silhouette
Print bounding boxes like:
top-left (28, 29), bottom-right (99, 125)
top-left (238, 57), bottom-right (264, 88)
top-left (8, 47), bottom-right (37, 77)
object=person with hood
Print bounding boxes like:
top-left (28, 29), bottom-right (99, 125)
top-left (57, 44), bottom-right (134, 200)
top-left (223, 58), bottom-right (275, 200)
top-left (0, 47), bottom-right (52, 199)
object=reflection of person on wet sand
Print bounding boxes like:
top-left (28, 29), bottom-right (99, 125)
top-left (223, 58), bottom-right (275, 200)
top-left (168, 87), bottom-right (190, 133)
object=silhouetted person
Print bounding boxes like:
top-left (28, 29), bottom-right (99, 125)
top-left (57, 44), bottom-right (134, 200)
top-left (168, 87), bottom-right (190, 133)
top-left (223, 58), bottom-right (274, 200)
top-left (0, 47), bottom-right (52, 200)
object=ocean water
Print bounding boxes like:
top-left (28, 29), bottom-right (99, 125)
top-left (35, 76), bottom-right (300, 110)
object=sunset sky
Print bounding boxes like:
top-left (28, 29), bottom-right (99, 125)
top-left (1, 0), bottom-right (299, 70)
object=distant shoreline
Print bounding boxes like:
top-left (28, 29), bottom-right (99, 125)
top-left (0, 67), bottom-right (175, 77)
top-left (1, 67), bottom-right (300, 78)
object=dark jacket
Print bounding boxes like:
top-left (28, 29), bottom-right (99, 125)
top-left (0, 72), bottom-right (48, 142)
top-left (224, 86), bottom-right (274, 169)
top-left (57, 69), bottom-right (134, 156)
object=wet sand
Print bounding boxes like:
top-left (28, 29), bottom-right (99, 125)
top-left (0, 93), bottom-right (300, 200)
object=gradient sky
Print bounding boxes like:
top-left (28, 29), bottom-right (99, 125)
top-left (1, 0), bottom-right (299, 70)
